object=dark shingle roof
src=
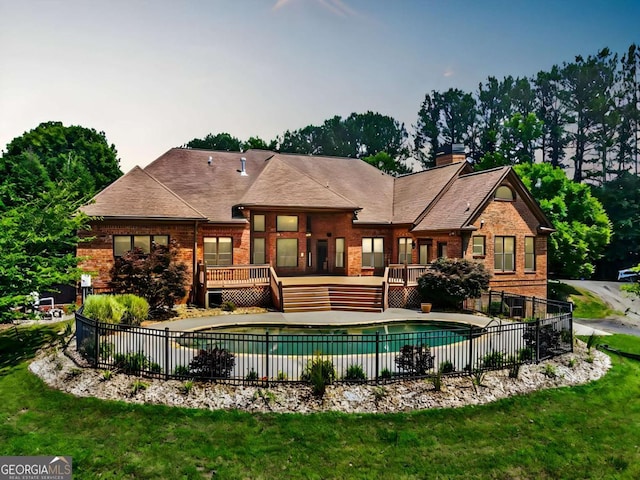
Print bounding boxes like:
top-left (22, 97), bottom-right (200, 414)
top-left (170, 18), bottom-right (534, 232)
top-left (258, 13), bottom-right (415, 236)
top-left (84, 148), bottom-right (547, 231)
top-left (412, 167), bottom-right (510, 231)
top-left (392, 163), bottom-right (469, 224)
top-left (81, 166), bottom-right (206, 220)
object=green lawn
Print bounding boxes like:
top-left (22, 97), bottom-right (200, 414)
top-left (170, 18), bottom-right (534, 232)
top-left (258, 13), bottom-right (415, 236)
top-left (1, 322), bottom-right (640, 479)
top-left (549, 281), bottom-right (620, 319)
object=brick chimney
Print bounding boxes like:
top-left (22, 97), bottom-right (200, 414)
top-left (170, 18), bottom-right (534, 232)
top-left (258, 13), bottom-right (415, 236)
top-left (436, 143), bottom-right (466, 167)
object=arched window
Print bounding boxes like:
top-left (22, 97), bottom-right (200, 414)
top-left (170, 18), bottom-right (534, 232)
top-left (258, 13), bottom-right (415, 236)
top-left (495, 185), bottom-right (515, 201)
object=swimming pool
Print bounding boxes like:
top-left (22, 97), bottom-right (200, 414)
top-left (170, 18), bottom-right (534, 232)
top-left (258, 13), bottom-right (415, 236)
top-left (178, 321), bottom-right (474, 356)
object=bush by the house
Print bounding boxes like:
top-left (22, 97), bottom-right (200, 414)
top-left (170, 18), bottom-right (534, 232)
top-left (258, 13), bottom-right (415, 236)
top-left (188, 348), bottom-right (235, 378)
top-left (109, 240), bottom-right (188, 316)
top-left (395, 344), bottom-right (434, 375)
top-left (82, 294), bottom-right (149, 325)
top-left (418, 258), bottom-right (491, 309)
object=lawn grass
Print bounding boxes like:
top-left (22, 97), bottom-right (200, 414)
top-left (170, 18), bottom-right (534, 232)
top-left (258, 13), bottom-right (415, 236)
top-left (549, 281), bottom-right (619, 318)
top-left (1, 322), bottom-right (640, 479)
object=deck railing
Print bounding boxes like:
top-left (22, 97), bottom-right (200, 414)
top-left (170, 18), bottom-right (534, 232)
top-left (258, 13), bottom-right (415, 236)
top-left (75, 291), bottom-right (573, 385)
top-left (199, 264), bottom-right (270, 288)
top-left (387, 264), bottom-right (433, 286)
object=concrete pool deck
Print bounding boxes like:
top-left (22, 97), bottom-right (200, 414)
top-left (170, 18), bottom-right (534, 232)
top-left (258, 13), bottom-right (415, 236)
top-left (145, 308), bottom-right (609, 336)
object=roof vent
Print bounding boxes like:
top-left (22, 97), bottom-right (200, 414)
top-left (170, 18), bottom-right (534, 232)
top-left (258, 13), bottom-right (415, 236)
top-left (208, 156), bottom-right (212, 165)
top-left (240, 157), bottom-right (248, 176)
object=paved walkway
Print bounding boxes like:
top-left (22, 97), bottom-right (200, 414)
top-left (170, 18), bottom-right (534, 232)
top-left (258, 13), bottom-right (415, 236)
top-left (145, 307), bottom-right (605, 335)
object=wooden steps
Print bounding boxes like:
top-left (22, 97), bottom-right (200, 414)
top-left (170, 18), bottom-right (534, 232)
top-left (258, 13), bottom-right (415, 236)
top-left (282, 284), bottom-right (383, 313)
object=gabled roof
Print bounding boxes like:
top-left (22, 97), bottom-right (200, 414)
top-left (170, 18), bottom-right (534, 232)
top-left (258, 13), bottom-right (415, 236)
top-left (237, 155), bottom-right (360, 211)
top-left (81, 166), bottom-right (206, 220)
top-left (144, 148), bottom-right (274, 222)
top-left (412, 166), bottom-right (554, 232)
top-left (275, 153), bottom-right (395, 223)
top-left (413, 167), bottom-right (509, 231)
top-left (392, 162), bottom-right (470, 224)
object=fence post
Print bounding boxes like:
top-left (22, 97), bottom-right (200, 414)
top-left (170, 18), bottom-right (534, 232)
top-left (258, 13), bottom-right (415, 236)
top-left (532, 296), bottom-right (536, 319)
top-left (375, 331), bottom-right (380, 383)
top-left (468, 324), bottom-right (474, 373)
top-left (488, 290), bottom-right (492, 314)
top-left (93, 320), bottom-right (99, 367)
top-left (535, 318), bottom-right (541, 363)
top-left (164, 327), bottom-right (170, 379)
top-left (266, 331), bottom-right (270, 383)
top-left (500, 291), bottom-right (505, 315)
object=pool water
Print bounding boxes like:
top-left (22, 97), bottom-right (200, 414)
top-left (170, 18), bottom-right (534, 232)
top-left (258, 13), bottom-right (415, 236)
top-left (178, 321), bottom-right (472, 356)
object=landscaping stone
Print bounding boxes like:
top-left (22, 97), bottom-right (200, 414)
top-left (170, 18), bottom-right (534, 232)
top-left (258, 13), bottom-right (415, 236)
top-left (29, 339), bottom-right (610, 414)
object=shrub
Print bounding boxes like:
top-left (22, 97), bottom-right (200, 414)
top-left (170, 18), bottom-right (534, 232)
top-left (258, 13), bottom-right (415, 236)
top-left (113, 352), bottom-right (153, 375)
top-left (395, 344), bottom-right (434, 375)
top-left (130, 380), bottom-right (148, 395)
top-left (523, 322), bottom-right (561, 359)
top-left (221, 301), bottom-right (237, 312)
top-left (116, 294), bottom-right (149, 326)
top-left (481, 350), bottom-right (504, 369)
top-left (542, 364), bottom-right (557, 378)
top-left (276, 371), bottom-right (288, 381)
top-left (379, 368), bottom-right (392, 380)
top-left (506, 355), bottom-right (520, 379)
top-left (173, 365), bottom-right (190, 377)
top-left (372, 386), bottom-right (387, 402)
top-left (100, 369), bottom-right (113, 381)
top-left (301, 355), bottom-right (336, 397)
top-left (109, 240), bottom-right (188, 316)
top-left (189, 348), bottom-right (235, 378)
top-left (83, 295), bottom-right (125, 324)
top-left (343, 364), bottom-right (367, 382)
top-left (182, 380), bottom-right (195, 395)
top-left (431, 372), bottom-right (443, 391)
top-left (439, 360), bottom-right (455, 374)
top-left (245, 368), bottom-right (259, 382)
top-left (418, 258), bottom-right (491, 309)
top-left (518, 347), bottom-right (534, 362)
top-left (83, 294), bottom-right (149, 325)
top-left (587, 332), bottom-right (601, 352)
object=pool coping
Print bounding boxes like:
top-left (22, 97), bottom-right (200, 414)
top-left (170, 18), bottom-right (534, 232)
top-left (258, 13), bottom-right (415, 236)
top-left (145, 308), bottom-right (493, 333)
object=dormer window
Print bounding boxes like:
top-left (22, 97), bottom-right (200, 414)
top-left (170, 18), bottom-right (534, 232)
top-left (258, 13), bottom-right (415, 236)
top-left (495, 185), bottom-right (515, 201)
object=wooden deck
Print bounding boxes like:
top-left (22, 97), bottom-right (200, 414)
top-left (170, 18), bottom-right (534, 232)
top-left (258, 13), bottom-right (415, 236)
top-left (279, 276), bottom-right (384, 286)
top-left (197, 265), bottom-right (428, 312)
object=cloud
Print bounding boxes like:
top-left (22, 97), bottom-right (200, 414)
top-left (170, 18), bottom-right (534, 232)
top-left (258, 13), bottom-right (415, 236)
top-left (443, 68), bottom-right (455, 78)
top-left (273, 0), bottom-right (357, 17)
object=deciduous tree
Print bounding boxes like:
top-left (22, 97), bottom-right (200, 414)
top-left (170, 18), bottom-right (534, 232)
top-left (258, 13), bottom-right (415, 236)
top-left (514, 163), bottom-right (611, 278)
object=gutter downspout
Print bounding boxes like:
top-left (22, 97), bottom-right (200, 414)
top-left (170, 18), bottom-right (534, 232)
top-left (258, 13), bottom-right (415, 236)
top-left (192, 220), bottom-right (199, 304)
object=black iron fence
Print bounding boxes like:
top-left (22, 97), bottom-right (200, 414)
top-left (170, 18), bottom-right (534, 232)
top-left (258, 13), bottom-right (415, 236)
top-left (75, 292), bottom-right (573, 385)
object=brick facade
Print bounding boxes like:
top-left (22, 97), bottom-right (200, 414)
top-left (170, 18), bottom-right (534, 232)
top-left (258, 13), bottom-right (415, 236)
top-left (78, 168), bottom-right (551, 303)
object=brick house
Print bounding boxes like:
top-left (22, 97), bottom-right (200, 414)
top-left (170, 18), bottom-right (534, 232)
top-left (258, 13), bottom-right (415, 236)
top-left (78, 146), bottom-right (553, 311)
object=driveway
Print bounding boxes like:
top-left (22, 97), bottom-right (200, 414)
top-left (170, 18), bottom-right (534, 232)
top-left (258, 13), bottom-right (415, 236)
top-left (562, 280), bottom-right (640, 336)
